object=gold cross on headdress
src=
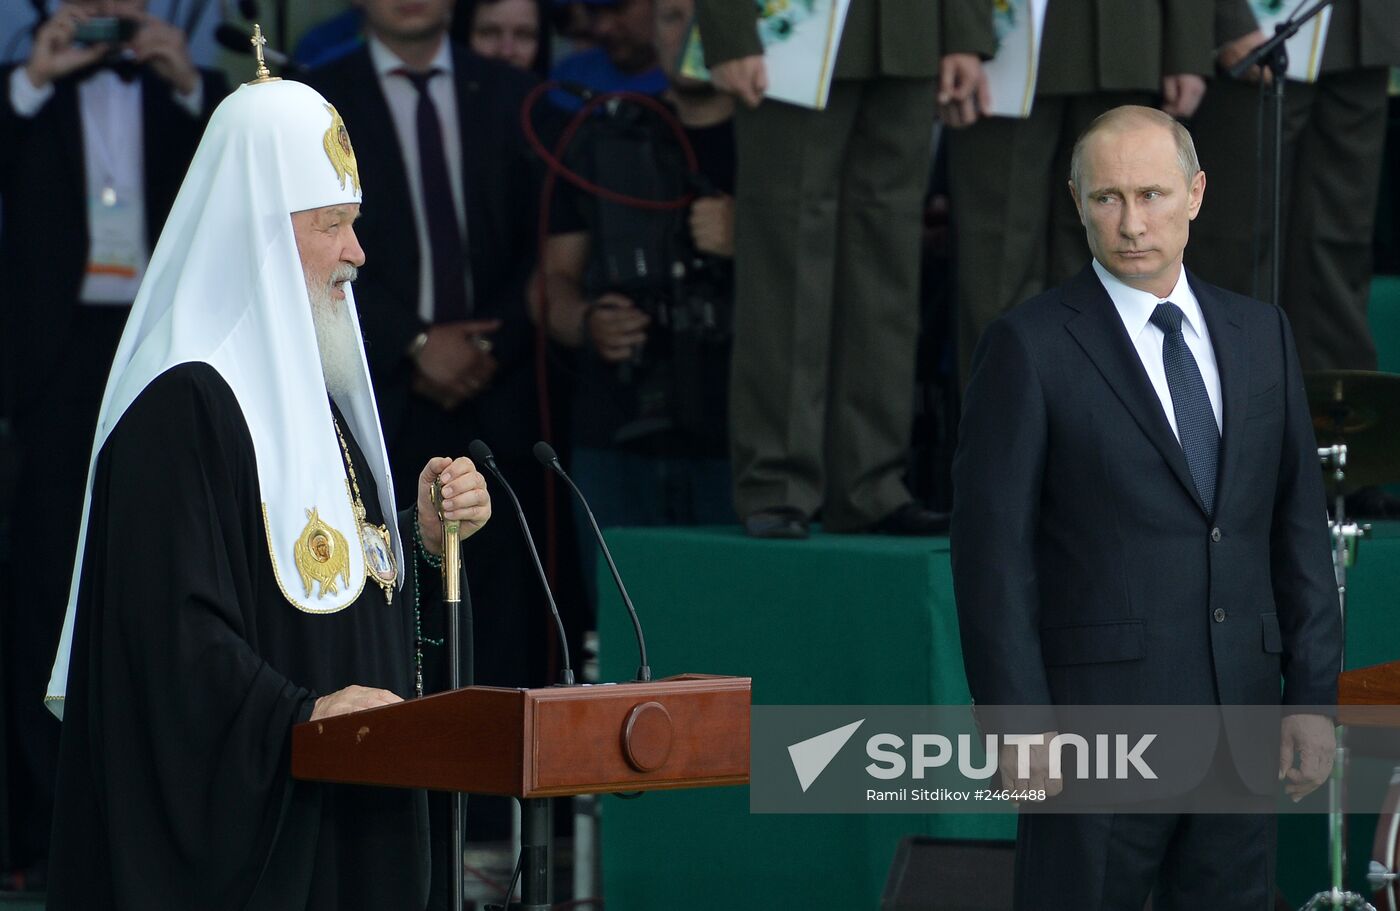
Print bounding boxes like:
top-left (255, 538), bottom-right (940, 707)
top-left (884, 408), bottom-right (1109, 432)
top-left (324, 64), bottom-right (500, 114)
top-left (246, 23), bottom-right (281, 85)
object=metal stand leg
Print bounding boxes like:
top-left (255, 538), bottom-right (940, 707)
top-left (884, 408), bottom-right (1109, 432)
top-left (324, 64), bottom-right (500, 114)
top-left (1302, 733), bottom-right (1374, 910)
top-left (574, 793), bottom-right (598, 903)
top-left (520, 797), bottom-right (552, 911)
top-left (1302, 445), bottom-right (1374, 910)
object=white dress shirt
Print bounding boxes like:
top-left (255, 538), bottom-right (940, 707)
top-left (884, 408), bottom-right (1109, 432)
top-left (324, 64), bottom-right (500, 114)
top-left (366, 35), bottom-right (469, 323)
top-left (1093, 259), bottom-right (1223, 441)
top-left (9, 66), bottom-right (203, 305)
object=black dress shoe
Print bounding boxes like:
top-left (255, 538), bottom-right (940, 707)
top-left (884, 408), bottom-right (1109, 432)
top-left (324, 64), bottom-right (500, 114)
top-left (744, 506), bottom-right (810, 539)
top-left (869, 502), bottom-right (950, 536)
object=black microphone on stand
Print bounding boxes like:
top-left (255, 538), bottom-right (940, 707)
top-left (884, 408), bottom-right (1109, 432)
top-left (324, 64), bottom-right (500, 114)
top-left (469, 440), bottom-right (576, 686)
top-left (1223, 0), bottom-right (1335, 308)
top-left (215, 22), bottom-right (306, 73)
top-left (533, 441), bottom-right (651, 682)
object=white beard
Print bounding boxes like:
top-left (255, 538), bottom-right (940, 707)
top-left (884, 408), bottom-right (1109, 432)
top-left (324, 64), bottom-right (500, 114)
top-left (308, 266), bottom-right (362, 402)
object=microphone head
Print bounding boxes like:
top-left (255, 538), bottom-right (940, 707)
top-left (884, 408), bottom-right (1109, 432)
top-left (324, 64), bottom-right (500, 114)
top-left (215, 22), bottom-right (252, 53)
top-left (533, 441), bottom-right (560, 468)
top-left (468, 439), bottom-right (495, 468)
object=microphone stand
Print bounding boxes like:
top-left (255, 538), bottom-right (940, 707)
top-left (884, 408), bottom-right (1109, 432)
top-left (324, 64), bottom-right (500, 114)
top-left (274, 0), bottom-right (288, 60)
top-left (431, 481), bottom-right (467, 911)
top-left (1302, 441), bottom-right (1372, 911)
top-left (1226, 0), bottom-right (1334, 309)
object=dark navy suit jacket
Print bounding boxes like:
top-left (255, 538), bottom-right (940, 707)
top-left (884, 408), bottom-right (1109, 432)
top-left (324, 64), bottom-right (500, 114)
top-left (951, 263), bottom-right (1341, 782)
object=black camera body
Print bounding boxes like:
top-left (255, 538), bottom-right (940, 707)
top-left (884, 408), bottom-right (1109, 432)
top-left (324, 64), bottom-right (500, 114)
top-left (572, 106), bottom-right (734, 447)
top-left (74, 17), bottom-right (140, 46)
top-left (612, 253), bottom-right (732, 445)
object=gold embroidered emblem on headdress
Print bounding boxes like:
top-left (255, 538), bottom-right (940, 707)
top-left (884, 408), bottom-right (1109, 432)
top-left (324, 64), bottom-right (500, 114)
top-left (322, 104), bottom-right (360, 194)
top-left (293, 507), bottom-right (352, 597)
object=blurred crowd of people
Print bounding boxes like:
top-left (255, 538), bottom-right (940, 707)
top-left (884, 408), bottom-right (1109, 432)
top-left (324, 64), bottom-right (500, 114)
top-left (0, 0), bottom-right (1397, 890)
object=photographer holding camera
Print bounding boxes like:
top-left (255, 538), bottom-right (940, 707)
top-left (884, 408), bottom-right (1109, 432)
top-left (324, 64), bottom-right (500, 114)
top-left (0, 0), bottom-right (223, 886)
top-left (534, 0), bottom-right (735, 603)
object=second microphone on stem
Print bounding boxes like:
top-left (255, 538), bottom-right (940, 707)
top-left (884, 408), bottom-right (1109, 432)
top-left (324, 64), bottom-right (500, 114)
top-left (468, 439), bottom-right (575, 686)
top-left (534, 441), bottom-right (651, 683)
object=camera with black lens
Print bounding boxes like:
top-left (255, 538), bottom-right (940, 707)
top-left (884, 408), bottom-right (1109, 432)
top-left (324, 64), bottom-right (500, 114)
top-left (612, 252), bottom-right (732, 445)
top-left (570, 105), bottom-right (734, 447)
top-left (74, 17), bottom-right (140, 45)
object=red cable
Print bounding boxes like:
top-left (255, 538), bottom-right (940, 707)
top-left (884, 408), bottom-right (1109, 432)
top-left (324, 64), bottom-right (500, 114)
top-left (522, 81), bottom-right (700, 211)
top-left (521, 82), bottom-right (702, 682)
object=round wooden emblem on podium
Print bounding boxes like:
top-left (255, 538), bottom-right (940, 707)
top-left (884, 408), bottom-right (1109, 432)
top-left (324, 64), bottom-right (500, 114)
top-left (622, 701), bottom-right (674, 772)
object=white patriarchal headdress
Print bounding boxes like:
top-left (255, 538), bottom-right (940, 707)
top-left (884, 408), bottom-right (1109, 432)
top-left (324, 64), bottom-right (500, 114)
top-left (46, 78), bottom-right (402, 717)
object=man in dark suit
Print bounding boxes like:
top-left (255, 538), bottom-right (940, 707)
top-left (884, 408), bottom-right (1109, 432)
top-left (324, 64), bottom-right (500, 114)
top-left (951, 106), bottom-right (1341, 908)
top-left (0, 0), bottom-right (223, 882)
top-left (696, 0), bottom-right (995, 539)
top-left (1187, 0), bottom-right (1400, 374)
top-left (302, 0), bottom-right (541, 896)
top-left (304, 0), bottom-right (541, 683)
top-left (947, 0), bottom-right (1218, 386)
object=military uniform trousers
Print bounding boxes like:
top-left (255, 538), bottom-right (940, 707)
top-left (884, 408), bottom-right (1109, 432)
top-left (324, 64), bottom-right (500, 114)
top-left (730, 76), bottom-right (936, 529)
top-left (948, 90), bottom-right (1155, 386)
top-left (1186, 69), bottom-right (1390, 372)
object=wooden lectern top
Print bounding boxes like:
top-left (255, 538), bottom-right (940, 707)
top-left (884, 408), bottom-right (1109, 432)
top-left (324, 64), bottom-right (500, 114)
top-left (1339, 662), bottom-right (1400, 728)
top-left (292, 674), bottom-right (751, 798)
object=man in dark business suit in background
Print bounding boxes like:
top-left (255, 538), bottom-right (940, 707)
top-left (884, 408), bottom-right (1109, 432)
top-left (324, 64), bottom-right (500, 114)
top-left (304, 0), bottom-right (541, 690)
top-left (951, 106), bottom-right (1340, 909)
top-left (303, 2), bottom-right (540, 898)
top-left (0, 0), bottom-right (223, 882)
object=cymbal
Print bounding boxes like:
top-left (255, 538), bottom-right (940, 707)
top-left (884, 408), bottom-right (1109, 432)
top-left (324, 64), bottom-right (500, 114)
top-left (1305, 370), bottom-right (1400, 489)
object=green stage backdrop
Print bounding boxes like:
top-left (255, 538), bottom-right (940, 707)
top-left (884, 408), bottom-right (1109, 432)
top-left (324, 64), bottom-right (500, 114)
top-left (598, 523), bottom-right (1400, 910)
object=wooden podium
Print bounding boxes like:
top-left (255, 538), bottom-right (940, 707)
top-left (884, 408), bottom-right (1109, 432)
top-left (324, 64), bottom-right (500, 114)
top-left (1340, 661), bottom-right (1400, 729)
top-left (291, 673), bottom-right (751, 908)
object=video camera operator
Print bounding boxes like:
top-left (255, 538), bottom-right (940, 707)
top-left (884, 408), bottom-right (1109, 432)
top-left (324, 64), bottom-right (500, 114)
top-left (533, 0), bottom-right (735, 607)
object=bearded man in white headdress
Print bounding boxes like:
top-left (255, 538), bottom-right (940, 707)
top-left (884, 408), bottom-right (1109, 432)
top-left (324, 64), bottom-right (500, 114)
top-left (42, 67), bottom-right (491, 910)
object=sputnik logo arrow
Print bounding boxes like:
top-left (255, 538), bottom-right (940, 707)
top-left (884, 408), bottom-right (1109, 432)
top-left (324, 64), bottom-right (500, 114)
top-left (787, 719), bottom-right (865, 792)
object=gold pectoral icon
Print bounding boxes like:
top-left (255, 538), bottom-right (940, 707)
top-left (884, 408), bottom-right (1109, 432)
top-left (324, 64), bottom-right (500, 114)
top-left (293, 507), bottom-right (352, 598)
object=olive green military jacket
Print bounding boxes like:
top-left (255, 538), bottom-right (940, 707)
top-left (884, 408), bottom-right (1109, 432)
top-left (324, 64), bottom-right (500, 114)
top-left (1217, 0), bottom-right (1400, 72)
top-left (694, 0), bottom-right (997, 80)
top-left (1034, 0), bottom-right (1218, 95)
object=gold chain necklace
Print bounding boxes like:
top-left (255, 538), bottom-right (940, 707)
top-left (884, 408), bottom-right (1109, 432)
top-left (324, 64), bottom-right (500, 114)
top-left (331, 415), bottom-right (397, 602)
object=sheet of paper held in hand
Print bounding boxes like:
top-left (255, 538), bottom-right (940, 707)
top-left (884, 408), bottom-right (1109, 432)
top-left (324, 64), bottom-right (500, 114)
top-left (681, 0), bottom-right (854, 111)
top-left (980, 0), bottom-right (1048, 119)
top-left (1249, 0), bottom-right (1332, 83)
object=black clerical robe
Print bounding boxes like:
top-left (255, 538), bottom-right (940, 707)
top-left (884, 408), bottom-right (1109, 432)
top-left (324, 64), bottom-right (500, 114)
top-left (48, 362), bottom-right (434, 910)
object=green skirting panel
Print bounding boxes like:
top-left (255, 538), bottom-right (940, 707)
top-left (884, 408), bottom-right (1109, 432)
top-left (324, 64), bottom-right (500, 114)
top-left (596, 527), bottom-right (1011, 910)
top-left (597, 523), bottom-right (1400, 909)
top-left (1370, 276), bottom-right (1400, 373)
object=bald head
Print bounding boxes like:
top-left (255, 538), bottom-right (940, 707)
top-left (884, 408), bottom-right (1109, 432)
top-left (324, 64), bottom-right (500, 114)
top-left (1070, 106), bottom-right (1200, 198)
top-left (1068, 105), bottom-right (1207, 299)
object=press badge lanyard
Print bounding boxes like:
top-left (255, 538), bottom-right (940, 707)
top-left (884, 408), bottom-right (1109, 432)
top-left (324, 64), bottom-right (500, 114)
top-left (80, 75), bottom-right (148, 296)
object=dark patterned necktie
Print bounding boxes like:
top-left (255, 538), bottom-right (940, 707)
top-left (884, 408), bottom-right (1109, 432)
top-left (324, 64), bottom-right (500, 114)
top-left (398, 68), bottom-right (468, 321)
top-left (1150, 302), bottom-right (1220, 514)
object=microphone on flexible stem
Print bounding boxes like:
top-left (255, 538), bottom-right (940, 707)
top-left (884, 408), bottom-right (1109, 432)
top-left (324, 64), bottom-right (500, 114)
top-left (215, 22), bottom-right (305, 72)
top-left (469, 440), bottom-right (576, 686)
top-left (533, 441), bottom-right (651, 683)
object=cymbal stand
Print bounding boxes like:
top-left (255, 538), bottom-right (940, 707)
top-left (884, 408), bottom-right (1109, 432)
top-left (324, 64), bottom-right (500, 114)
top-left (1303, 443), bottom-right (1373, 910)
